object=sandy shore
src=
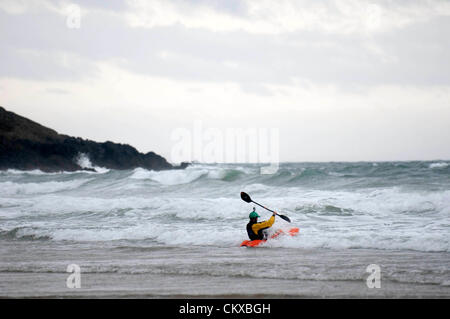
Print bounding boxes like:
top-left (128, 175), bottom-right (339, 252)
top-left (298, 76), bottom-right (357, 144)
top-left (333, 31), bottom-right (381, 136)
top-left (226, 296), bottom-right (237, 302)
top-left (1, 240), bottom-right (449, 298)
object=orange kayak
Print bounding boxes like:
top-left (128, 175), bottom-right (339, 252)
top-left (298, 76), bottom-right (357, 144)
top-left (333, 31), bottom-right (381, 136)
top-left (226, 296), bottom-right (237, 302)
top-left (240, 227), bottom-right (299, 247)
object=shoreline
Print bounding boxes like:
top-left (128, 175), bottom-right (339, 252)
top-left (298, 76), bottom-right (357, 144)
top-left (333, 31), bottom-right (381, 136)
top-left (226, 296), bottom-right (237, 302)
top-left (1, 240), bottom-right (448, 298)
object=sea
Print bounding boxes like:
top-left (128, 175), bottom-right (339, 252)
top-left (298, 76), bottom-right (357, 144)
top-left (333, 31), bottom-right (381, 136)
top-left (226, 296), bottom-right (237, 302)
top-left (0, 161), bottom-right (449, 298)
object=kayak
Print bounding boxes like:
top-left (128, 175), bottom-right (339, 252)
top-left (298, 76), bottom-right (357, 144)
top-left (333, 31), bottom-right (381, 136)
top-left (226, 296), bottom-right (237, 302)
top-left (240, 227), bottom-right (299, 247)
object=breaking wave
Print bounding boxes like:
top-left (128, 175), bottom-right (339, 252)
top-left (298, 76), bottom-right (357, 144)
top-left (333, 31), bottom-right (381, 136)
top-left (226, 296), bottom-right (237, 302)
top-left (0, 161), bottom-right (449, 252)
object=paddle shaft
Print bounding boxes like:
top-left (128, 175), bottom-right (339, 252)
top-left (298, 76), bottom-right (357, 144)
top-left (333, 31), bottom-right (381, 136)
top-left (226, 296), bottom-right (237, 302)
top-left (252, 200), bottom-right (277, 215)
top-left (253, 201), bottom-right (291, 222)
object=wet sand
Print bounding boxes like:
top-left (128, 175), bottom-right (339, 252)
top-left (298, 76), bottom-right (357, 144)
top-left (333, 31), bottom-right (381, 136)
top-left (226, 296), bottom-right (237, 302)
top-left (1, 240), bottom-right (449, 298)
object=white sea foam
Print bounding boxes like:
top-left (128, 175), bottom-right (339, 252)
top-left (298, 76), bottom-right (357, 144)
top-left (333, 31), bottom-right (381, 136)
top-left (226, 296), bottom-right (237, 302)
top-left (2, 168), bottom-right (102, 175)
top-left (51, 224), bottom-right (166, 241)
top-left (206, 169), bottom-right (227, 179)
top-left (0, 179), bottom-right (92, 196)
top-left (130, 165), bottom-right (246, 184)
top-left (244, 183), bottom-right (273, 193)
top-left (4, 169), bottom-right (56, 175)
top-left (429, 162), bottom-right (448, 169)
top-left (129, 167), bottom-right (153, 180)
top-left (76, 153), bottom-right (110, 173)
top-left (5, 211), bottom-right (448, 252)
top-left (130, 167), bottom-right (207, 185)
top-left (266, 227), bottom-right (450, 252)
top-left (1, 162), bottom-right (449, 252)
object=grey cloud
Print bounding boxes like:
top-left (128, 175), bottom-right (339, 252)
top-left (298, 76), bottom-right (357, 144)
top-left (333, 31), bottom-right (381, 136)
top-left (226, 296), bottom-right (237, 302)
top-left (0, 44), bottom-right (99, 81)
top-left (71, 0), bottom-right (128, 12)
top-left (1, 4), bottom-right (449, 89)
top-left (69, 0), bottom-right (247, 16)
top-left (177, 0), bottom-right (249, 16)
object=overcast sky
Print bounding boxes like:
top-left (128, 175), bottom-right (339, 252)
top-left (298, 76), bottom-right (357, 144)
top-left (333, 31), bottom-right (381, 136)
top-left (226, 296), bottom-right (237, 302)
top-left (1, 0), bottom-right (449, 163)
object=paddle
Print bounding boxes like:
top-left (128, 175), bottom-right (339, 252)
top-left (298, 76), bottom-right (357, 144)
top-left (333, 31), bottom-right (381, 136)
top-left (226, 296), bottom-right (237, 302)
top-left (240, 192), bottom-right (291, 223)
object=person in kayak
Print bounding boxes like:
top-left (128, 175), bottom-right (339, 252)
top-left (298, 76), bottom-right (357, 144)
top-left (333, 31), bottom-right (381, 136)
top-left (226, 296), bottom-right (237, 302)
top-left (247, 207), bottom-right (276, 240)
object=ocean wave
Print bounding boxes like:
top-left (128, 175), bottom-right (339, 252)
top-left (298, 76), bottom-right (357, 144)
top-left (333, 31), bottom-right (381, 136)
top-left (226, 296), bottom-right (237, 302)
top-left (0, 179), bottom-right (92, 196)
top-left (1, 168), bottom-right (90, 175)
top-left (1, 162), bottom-right (449, 253)
top-left (130, 167), bottom-right (208, 185)
top-left (294, 203), bottom-right (357, 216)
top-left (2, 215), bottom-right (448, 252)
top-left (207, 168), bottom-right (245, 181)
top-left (0, 258), bottom-right (446, 287)
top-left (267, 231), bottom-right (450, 252)
top-left (0, 227), bottom-right (52, 241)
top-left (75, 153), bottom-right (110, 173)
top-left (2, 161), bottom-right (449, 191)
top-left (429, 162), bottom-right (448, 169)
top-left (1, 168), bottom-right (109, 176)
top-left (288, 168), bottom-right (329, 182)
top-left (3, 169), bottom-right (59, 175)
top-left (129, 166), bottom-right (248, 185)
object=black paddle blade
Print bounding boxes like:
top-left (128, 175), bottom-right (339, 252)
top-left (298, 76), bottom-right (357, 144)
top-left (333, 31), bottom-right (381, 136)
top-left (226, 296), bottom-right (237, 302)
top-left (278, 214), bottom-right (291, 223)
top-left (240, 192), bottom-right (252, 203)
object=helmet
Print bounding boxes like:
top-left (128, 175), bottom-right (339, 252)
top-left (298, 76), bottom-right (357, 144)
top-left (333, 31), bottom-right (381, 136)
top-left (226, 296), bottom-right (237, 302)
top-left (249, 211), bottom-right (260, 219)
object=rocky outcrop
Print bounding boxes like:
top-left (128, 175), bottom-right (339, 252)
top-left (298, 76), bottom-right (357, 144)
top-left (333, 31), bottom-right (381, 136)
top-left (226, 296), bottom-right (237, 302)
top-left (0, 106), bottom-right (188, 172)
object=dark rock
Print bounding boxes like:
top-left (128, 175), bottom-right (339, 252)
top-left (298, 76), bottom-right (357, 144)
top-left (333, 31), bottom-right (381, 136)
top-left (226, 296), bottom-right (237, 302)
top-left (0, 106), bottom-right (178, 172)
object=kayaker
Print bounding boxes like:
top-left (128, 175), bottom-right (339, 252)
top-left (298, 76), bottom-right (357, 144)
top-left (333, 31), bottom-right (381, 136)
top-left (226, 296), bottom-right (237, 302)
top-left (246, 207), bottom-right (276, 240)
